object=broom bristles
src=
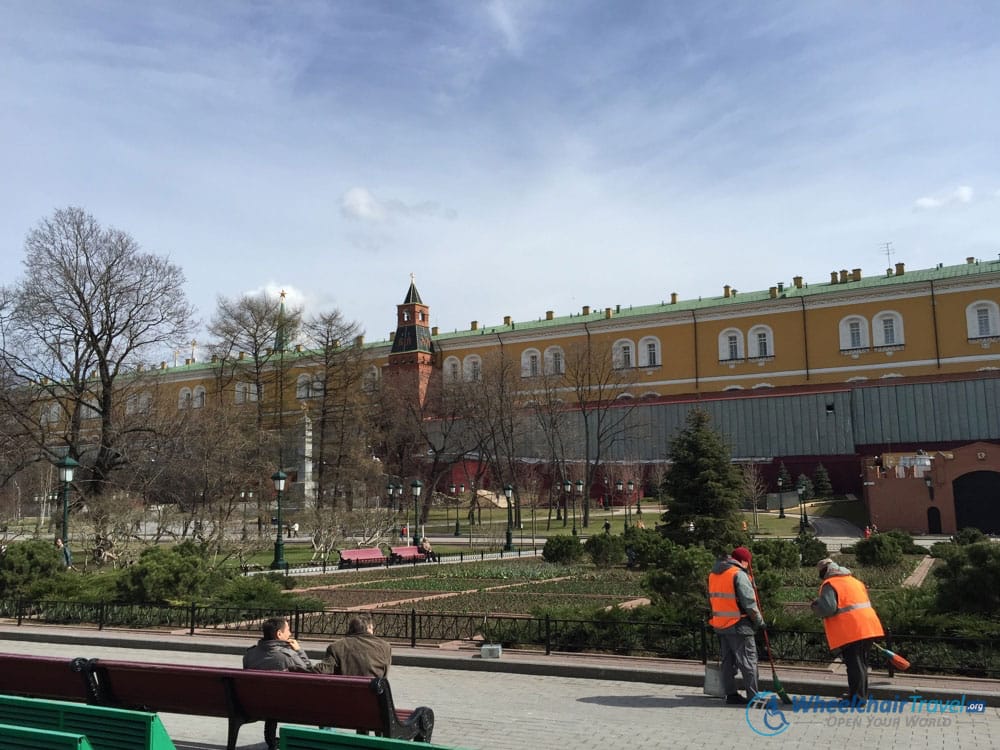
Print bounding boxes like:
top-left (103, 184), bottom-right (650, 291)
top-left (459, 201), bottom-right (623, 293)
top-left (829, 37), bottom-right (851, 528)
top-left (876, 644), bottom-right (911, 671)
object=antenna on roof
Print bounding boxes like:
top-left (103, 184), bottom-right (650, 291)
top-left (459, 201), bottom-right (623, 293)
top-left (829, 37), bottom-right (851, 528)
top-left (882, 242), bottom-right (894, 266)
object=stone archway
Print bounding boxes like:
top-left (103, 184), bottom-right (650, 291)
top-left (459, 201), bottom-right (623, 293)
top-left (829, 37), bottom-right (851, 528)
top-left (953, 470), bottom-right (1000, 534)
top-left (926, 506), bottom-right (942, 534)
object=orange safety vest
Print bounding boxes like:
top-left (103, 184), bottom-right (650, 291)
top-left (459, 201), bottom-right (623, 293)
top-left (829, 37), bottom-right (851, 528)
top-left (708, 566), bottom-right (752, 630)
top-left (819, 575), bottom-right (885, 650)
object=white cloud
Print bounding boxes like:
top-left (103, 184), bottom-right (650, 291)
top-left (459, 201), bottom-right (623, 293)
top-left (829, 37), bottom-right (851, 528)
top-left (341, 187), bottom-right (388, 222)
top-left (913, 185), bottom-right (975, 211)
top-left (340, 187), bottom-right (456, 223)
top-left (487, 0), bottom-right (522, 56)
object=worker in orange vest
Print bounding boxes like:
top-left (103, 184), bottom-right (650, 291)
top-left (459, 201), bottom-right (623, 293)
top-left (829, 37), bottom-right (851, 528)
top-left (707, 546), bottom-right (764, 705)
top-left (812, 558), bottom-right (885, 705)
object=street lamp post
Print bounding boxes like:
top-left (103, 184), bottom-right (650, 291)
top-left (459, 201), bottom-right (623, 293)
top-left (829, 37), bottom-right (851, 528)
top-left (55, 455), bottom-right (78, 567)
top-left (798, 486), bottom-right (808, 532)
top-left (452, 483), bottom-right (462, 536)
top-left (626, 479), bottom-right (634, 529)
top-left (777, 476), bottom-right (786, 519)
top-left (270, 470), bottom-right (288, 570)
top-left (615, 479), bottom-right (623, 527)
top-left (573, 479), bottom-right (583, 537)
top-left (503, 484), bottom-right (514, 552)
top-left (562, 479), bottom-right (571, 529)
top-left (411, 480), bottom-right (422, 546)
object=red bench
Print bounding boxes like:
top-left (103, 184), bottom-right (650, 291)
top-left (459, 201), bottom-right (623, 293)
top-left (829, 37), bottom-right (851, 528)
top-left (339, 547), bottom-right (388, 569)
top-left (0, 653), bottom-right (434, 749)
top-left (389, 546), bottom-right (427, 564)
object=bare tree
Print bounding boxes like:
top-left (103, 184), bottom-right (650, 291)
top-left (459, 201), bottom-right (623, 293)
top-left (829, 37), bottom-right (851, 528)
top-left (740, 462), bottom-right (766, 533)
top-left (562, 337), bottom-right (638, 528)
top-left (0, 207), bottom-right (196, 499)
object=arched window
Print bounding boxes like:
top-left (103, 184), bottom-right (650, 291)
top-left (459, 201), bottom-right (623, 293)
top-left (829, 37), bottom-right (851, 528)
top-left (296, 374), bottom-right (311, 399)
top-left (612, 339), bottom-right (635, 369)
top-left (718, 328), bottom-right (744, 361)
top-left (638, 336), bottom-right (661, 368)
top-left (967, 300), bottom-right (1000, 340)
top-left (464, 355), bottom-right (482, 382)
top-left (872, 311), bottom-right (904, 348)
top-left (544, 346), bottom-right (565, 375)
top-left (521, 348), bottom-right (541, 377)
top-left (444, 356), bottom-right (461, 382)
top-left (41, 402), bottom-right (62, 425)
top-left (126, 392), bottom-right (151, 415)
top-left (747, 325), bottom-right (774, 359)
top-left (178, 388), bottom-right (192, 410)
top-left (839, 316), bottom-right (870, 351)
top-left (362, 365), bottom-right (380, 393)
top-left (192, 386), bottom-right (206, 408)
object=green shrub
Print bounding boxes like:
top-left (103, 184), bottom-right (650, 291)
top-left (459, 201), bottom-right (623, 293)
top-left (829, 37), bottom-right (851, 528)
top-left (933, 542), bottom-right (1000, 616)
top-left (750, 538), bottom-right (799, 570)
top-left (881, 530), bottom-right (926, 555)
top-left (795, 533), bottom-right (829, 568)
top-left (621, 526), bottom-right (669, 570)
top-left (641, 541), bottom-right (714, 621)
top-left (0, 540), bottom-right (68, 599)
top-left (542, 535), bottom-right (584, 564)
top-left (855, 535), bottom-right (903, 567)
top-left (953, 527), bottom-right (987, 546)
top-left (115, 541), bottom-right (228, 604)
top-left (584, 533), bottom-right (626, 568)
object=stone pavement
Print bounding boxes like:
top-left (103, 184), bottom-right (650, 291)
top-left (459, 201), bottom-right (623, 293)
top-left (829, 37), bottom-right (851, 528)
top-left (0, 624), bottom-right (998, 750)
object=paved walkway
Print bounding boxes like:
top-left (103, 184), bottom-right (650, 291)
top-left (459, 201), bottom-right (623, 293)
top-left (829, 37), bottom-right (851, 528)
top-left (1, 624), bottom-right (998, 749)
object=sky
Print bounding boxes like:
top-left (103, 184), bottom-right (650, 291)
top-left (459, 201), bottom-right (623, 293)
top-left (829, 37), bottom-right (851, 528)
top-left (1, 1), bottom-right (998, 350)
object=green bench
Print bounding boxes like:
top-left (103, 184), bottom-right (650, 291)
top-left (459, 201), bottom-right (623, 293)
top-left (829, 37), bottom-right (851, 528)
top-left (0, 721), bottom-right (96, 749)
top-left (0, 695), bottom-right (176, 750)
top-left (281, 725), bottom-right (465, 750)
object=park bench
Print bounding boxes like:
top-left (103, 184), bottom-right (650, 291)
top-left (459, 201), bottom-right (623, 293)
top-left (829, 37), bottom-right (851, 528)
top-left (0, 694), bottom-right (176, 750)
top-left (0, 722), bottom-right (96, 750)
top-left (0, 653), bottom-right (434, 750)
top-left (339, 547), bottom-right (388, 569)
top-left (389, 546), bottom-right (426, 564)
top-left (281, 725), bottom-right (465, 749)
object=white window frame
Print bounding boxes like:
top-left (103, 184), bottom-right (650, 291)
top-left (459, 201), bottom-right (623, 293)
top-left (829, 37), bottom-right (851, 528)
top-left (520, 348), bottom-right (542, 378)
top-left (872, 310), bottom-right (904, 348)
top-left (967, 301), bottom-right (1000, 339)
top-left (178, 388), bottom-right (192, 410)
top-left (745, 325), bottom-right (773, 359)
top-left (718, 328), bottom-right (744, 361)
top-left (544, 346), bottom-right (565, 375)
top-left (463, 355), bottom-right (482, 382)
top-left (613, 339), bottom-right (635, 369)
top-left (192, 386), bottom-right (206, 409)
top-left (296, 374), bottom-right (311, 399)
top-left (444, 356), bottom-right (461, 382)
top-left (638, 336), bottom-right (661, 368)
top-left (839, 315), bottom-right (870, 351)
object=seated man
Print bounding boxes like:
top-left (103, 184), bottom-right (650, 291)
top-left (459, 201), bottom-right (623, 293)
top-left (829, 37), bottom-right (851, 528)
top-left (419, 537), bottom-right (438, 562)
top-left (317, 615), bottom-right (392, 678)
top-left (243, 617), bottom-right (314, 750)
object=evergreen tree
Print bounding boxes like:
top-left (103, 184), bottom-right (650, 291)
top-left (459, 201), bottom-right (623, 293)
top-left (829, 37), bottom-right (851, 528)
top-left (777, 462), bottom-right (792, 490)
top-left (812, 463), bottom-right (833, 497)
top-left (658, 408), bottom-right (744, 555)
top-left (796, 473), bottom-right (814, 501)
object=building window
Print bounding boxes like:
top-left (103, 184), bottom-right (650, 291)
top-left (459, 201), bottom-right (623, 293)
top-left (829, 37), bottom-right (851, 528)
top-left (464, 355), bottom-right (482, 381)
top-left (544, 346), bottom-right (565, 375)
top-left (872, 311), bottom-right (904, 348)
top-left (403, 311), bottom-right (410, 322)
top-left (747, 325), bottom-right (773, 359)
top-left (296, 374), bottom-right (311, 399)
top-left (444, 356), bottom-right (461, 382)
top-left (192, 386), bottom-right (206, 409)
top-left (718, 328), bottom-right (744, 361)
top-left (521, 348), bottom-right (542, 377)
top-left (613, 339), bottom-right (635, 369)
top-left (362, 365), bottom-right (380, 392)
top-left (967, 301), bottom-right (1000, 339)
top-left (638, 336), bottom-right (661, 368)
top-left (839, 316), bottom-right (870, 352)
top-left (41, 402), bottom-right (61, 425)
top-left (178, 388), bottom-right (192, 410)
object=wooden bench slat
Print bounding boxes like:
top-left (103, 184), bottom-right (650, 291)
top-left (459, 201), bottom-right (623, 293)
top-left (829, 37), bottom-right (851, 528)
top-left (281, 725), bottom-right (465, 750)
top-left (0, 722), bottom-right (96, 750)
top-left (0, 695), bottom-right (176, 750)
top-left (388, 546), bottom-right (426, 564)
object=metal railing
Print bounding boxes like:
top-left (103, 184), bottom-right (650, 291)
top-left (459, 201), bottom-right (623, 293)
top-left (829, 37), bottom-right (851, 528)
top-left (2, 598), bottom-right (996, 678)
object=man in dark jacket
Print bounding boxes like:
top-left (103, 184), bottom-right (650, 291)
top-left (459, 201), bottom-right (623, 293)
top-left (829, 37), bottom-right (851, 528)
top-left (243, 617), bottom-right (314, 749)
top-left (318, 615), bottom-right (392, 678)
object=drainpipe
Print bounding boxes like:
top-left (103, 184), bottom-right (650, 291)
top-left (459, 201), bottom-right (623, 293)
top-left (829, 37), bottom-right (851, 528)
top-left (929, 280), bottom-right (941, 368)
top-left (691, 310), bottom-right (700, 392)
top-left (799, 296), bottom-right (810, 381)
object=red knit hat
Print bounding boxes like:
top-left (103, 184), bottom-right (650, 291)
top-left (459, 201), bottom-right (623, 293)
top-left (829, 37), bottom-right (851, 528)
top-left (731, 547), bottom-right (752, 564)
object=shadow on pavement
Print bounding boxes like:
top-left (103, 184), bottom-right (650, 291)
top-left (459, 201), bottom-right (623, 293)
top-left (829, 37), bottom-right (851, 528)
top-left (578, 692), bottom-right (721, 709)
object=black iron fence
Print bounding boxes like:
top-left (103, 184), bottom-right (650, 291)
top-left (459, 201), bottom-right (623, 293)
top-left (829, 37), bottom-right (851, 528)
top-left (1, 598), bottom-right (996, 679)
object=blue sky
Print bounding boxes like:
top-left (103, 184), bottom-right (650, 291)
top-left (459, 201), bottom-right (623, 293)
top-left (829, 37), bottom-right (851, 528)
top-left (1, 1), bottom-right (997, 349)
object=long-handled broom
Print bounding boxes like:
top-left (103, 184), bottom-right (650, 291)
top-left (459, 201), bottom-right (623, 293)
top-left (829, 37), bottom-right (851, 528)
top-left (874, 643), bottom-right (911, 671)
top-left (749, 564), bottom-right (793, 705)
